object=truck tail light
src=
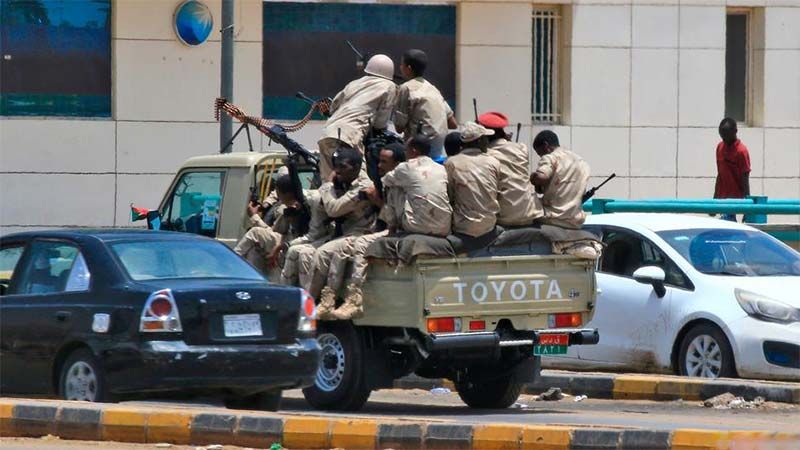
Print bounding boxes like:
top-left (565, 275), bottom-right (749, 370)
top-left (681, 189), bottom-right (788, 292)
top-left (469, 320), bottom-right (486, 331)
top-left (548, 313), bottom-right (582, 328)
top-left (140, 289), bottom-right (182, 333)
top-left (298, 289), bottom-right (316, 332)
top-left (427, 317), bottom-right (461, 333)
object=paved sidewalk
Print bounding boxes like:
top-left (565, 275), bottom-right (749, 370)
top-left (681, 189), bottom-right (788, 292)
top-left (395, 370), bottom-right (800, 404)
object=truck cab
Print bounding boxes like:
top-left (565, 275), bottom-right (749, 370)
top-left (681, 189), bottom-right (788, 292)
top-left (156, 151), bottom-right (600, 411)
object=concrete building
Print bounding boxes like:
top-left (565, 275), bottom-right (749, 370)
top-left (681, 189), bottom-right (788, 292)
top-left (1, 0), bottom-right (798, 233)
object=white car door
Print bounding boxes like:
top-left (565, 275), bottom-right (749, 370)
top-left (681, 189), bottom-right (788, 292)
top-left (578, 227), bottom-right (685, 371)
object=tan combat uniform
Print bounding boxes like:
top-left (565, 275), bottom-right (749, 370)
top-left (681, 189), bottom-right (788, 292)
top-left (233, 199), bottom-right (290, 274)
top-left (534, 147), bottom-right (591, 229)
top-left (309, 175), bottom-right (376, 299)
top-left (444, 147), bottom-right (501, 237)
top-left (487, 138), bottom-right (544, 226)
top-left (278, 189), bottom-right (332, 289)
top-left (394, 77), bottom-right (453, 156)
top-left (318, 76), bottom-right (398, 180)
top-left (381, 156), bottom-right (452, 237)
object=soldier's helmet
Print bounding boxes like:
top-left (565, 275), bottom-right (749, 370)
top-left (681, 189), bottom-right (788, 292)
top-left (364, 54), bottom-right (395, 80)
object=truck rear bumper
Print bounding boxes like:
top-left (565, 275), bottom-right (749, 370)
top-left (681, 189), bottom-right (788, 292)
top-left (425, 328), bottom-right (599, 352)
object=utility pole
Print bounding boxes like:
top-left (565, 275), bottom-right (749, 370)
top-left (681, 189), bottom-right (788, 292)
top-left (219, 0), bottom-right (234, 153)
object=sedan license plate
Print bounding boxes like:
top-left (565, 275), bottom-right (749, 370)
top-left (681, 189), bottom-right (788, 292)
top-left (534, 333), bottom-right (569, 356)
top-left (223, 314), bottom-right (262, 337)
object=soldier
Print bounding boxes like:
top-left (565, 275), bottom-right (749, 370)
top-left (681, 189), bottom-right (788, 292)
top-left (310, 146), bottom-right (376, 319)
top-left (318, 54), bottom-right (398, 180)
top-left (325, 142), bottom-right (408, 320)
top-left (530, 130), bottom-right (591, 229)
top-left (445, 122), bottom-right (501, 238)
top-left (478, 111), bottom-right (544, 227)
top-left (278, 186), bottom-right (332, 290)
top-left (394, 49), bottom-right (457, 158)
top-left (233, 175), bottom-right (295, 273)
top-left (382, 135), bottom-right (452, 237)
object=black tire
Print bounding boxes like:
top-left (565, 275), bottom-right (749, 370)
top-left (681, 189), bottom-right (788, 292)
top-left (224, 390), bottom-right (282, 411)
top-left (678, 323), bottom-right (737, 379)
top-left (302, 322), bottom-right (371, 411)
top-left (59, 348), bottom-right (115, 403)
top-left (455, 374), bottom-right (523, 409)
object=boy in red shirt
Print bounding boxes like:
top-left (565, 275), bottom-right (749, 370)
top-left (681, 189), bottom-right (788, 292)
top-left (714, 117), bottom-right (750, 221)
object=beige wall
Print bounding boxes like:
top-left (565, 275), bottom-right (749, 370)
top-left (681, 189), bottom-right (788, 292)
top-left (1, 0), bottom-right (798, 233)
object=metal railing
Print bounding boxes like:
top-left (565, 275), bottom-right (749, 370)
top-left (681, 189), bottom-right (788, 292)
top-left (583, 197), bottom-right (800, 225)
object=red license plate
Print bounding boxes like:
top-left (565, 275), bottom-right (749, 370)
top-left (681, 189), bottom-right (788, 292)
top-left (539, 334), bottom-right (569, 346)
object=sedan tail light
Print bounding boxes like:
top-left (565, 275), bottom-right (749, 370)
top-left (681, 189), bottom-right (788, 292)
top-left (298, 289), bottom-right (316, 332)
top-left (140, 289), bottom-right (182, 333)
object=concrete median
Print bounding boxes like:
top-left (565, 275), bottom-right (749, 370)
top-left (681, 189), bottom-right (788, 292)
top-left (1, 397), bottom-right (798, 450)
top-left (394, 370), bottom-right (800, 404)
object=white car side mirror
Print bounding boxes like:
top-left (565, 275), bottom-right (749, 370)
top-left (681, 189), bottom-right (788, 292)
top-left (633, 266), bottom-right (667, 298)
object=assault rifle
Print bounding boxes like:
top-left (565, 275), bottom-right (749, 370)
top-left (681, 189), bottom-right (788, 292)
top-left (345, 40), bottom-right (405, 84)
top-left (582, 173), bottom-right (616, 203)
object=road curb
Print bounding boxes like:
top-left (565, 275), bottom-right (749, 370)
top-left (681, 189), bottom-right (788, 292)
top-left (394, 371), bottom-right (800, 404)
top-left (1, 398), bottom-right (798, 450)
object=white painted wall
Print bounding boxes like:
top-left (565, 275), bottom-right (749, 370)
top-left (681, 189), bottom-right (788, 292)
top-left (1, 0), bottom-right (798, 233)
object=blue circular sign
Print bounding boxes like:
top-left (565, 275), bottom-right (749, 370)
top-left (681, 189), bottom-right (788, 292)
top-left (174, 1), bottom-right (213, 46)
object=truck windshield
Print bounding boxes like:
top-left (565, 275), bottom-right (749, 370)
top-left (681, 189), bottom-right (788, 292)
top-left (111, 240), bottom-right (264, 281)
top-left (658, 228), bottom-right (800, 277)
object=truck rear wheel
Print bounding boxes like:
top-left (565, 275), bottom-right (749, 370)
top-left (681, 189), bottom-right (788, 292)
top-left (455, 374), bottom-right (523, 409)
top-left (302, 322), bottom-right (371, 411)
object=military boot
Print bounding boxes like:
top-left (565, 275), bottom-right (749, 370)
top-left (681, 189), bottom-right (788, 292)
top-left (316, 286), bottom-right (337, 320)
top-left (331, 284), bottom-right (364, 320)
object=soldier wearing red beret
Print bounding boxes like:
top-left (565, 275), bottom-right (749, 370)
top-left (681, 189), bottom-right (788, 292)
top-left (478, 112), bottom-right (544, 227)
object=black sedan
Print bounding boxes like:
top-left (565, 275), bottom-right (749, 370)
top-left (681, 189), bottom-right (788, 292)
top-left (0, 229), bottom-right (319, 410)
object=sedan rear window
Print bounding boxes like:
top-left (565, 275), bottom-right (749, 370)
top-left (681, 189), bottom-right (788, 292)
top-left (112, 240), bottom-right (264, 281)
top-left (658, 228), bottom-right (800, 277)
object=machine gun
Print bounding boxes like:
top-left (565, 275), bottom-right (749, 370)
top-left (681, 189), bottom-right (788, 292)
top-left (214, 98), bottom-right (321, 233)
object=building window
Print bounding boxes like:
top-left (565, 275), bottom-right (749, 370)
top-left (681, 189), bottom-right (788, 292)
top-left (725, 11), bottom-right (749, 123)
top-left (263, 2), bottom-right (456, 120)
top-left (532, 7), bottom-right (562, 124)
top-left (0, 0), bottom-right (112, 117)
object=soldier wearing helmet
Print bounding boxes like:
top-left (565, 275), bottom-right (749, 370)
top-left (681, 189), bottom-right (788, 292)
top-left (317, 54), bottom-right (399, 180)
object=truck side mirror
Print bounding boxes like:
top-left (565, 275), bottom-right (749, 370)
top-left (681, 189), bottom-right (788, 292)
top-left (632, 266), bottom-right (667, 298)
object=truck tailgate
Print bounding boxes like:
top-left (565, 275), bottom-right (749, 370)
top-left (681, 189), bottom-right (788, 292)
top-left (419, 255), bottom-right (595, 326)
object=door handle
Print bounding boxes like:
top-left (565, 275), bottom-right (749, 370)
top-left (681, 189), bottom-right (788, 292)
top-left (55, 311), bottom-right (71, 322)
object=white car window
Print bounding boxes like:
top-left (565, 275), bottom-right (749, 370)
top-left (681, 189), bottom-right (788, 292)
top-left (599, 228), bottom-right (692, 289)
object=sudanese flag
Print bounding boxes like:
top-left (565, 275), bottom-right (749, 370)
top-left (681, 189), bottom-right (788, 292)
top-left (130, 204), bottom-right (150, 222)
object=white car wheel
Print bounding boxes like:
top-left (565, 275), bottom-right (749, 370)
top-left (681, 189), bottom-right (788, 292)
top-left (678, 324), bottom-right (737, 379)
top-left (685, 335), bottom-right (723, 378)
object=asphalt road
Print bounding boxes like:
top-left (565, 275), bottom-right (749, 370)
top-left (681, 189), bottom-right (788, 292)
top-left (122, 388), bottom-right (800, 433)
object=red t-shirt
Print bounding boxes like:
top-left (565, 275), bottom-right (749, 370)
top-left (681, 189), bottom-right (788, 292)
top-left (715, 139), bottom-right (751, 198)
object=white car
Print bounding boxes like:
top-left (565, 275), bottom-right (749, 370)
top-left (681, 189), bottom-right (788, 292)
top-left (545, 213), bottom-right (800, 381)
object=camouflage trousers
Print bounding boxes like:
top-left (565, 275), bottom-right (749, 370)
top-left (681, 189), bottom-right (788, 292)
top-left (279, 239), bottom-right (325, 291)
top-left (310, 231), bottom-right (387, 297)
top-left (233, 226), bottom-right (281, 274)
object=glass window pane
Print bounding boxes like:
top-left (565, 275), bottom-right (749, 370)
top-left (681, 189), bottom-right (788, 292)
top-left (64, 252), bottom-right (90, 292)
top-left (112, 240), bottom-right (264, 282)
top-left (0, 245), bottom-right (26, 295)
top-left (725, 14), bottom-right (748, 122)
top-left (0, 0), bottom-right (112, 117)
top-left (15, 241), bottom-right (79, 295)
top-left (162, 171), bottom-right (225, 237)
top-left (262, 2), bottom-right (455, 120)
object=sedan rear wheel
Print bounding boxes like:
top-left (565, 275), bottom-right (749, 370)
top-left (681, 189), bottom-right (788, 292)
top-left (678, 324), bottom-right (736, 379)
top-left (59, 348), bottom-right (114, 402)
